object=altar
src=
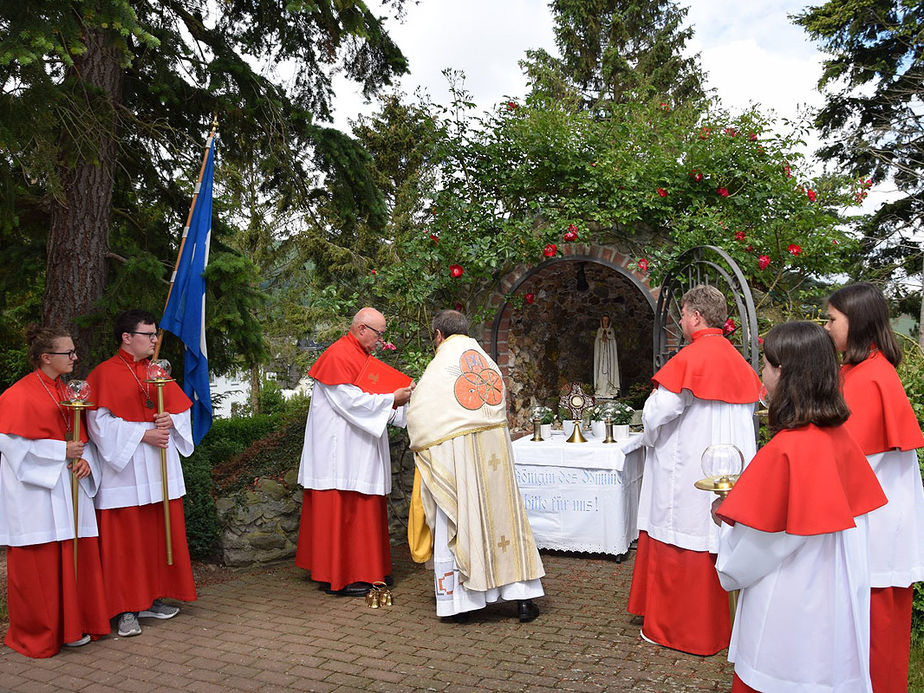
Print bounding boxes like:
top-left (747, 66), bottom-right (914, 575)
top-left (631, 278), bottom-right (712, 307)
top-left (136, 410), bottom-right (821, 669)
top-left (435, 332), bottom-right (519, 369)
top-left (511, 431), bottom-right (644, 557)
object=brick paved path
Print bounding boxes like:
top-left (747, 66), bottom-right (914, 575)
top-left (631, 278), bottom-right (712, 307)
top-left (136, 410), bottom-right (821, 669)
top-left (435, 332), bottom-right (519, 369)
top-left (0, 546), bottom-right (732, 692)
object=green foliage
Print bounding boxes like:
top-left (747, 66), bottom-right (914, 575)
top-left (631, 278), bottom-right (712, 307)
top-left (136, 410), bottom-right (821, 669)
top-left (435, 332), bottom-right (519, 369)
top-left (899, 336), bottom-right (924, 642)
top-left (795, 0), bottom-right (924, 285)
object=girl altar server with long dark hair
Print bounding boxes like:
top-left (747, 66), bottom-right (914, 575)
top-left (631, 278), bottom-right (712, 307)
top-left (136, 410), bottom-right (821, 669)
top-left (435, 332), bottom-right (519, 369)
top-left (0, 326), bottom-right (110, 657)
top-left (715, 322), bottom-right (886, 692)
top-left (826, 282), bottom-right (924, 693)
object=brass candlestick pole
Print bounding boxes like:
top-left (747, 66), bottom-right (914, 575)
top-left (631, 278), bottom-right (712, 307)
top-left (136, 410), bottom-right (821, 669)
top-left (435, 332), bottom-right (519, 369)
top-left (602, 418), bottom-right (616, 444)
top-left (531, 418), bottom-right (544, 441)
top-left (61, 394), bottom-right (93, 581)
top-left (146, 360), bottom-right (175, 566)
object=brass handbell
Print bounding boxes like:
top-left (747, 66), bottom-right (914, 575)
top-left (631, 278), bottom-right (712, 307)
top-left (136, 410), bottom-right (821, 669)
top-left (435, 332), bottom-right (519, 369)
top-left (365, 586), bottom-right (380, 608)
top-left (373, 581), bottom-right (392, 608)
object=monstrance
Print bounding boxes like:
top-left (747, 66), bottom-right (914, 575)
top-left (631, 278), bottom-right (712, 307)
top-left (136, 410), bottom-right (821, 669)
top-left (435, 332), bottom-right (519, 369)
top-left (558, 384), bottom-right (595, 443)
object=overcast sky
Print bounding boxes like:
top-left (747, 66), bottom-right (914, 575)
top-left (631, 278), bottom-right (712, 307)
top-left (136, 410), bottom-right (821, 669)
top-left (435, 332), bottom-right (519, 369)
top-left (332, 0), bottom-right (826, 129)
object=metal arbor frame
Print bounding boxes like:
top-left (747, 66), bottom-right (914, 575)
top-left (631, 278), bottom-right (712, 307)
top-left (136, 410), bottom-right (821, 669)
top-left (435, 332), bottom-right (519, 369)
top-left (653, 245), bottom-right (759, 373)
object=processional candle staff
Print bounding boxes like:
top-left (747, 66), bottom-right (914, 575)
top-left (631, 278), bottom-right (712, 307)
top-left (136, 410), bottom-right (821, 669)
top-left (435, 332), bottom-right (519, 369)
top-left (61, 379), bottom-right (93, 580)
top-left (146, 359), bottom-right (174, 565)
top-left (694, 443), bottom-right (745, 626)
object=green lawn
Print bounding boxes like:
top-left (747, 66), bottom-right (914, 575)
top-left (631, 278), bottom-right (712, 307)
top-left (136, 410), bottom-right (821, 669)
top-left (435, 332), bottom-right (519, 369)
top-left (911, 641), bottom-right (924, 693)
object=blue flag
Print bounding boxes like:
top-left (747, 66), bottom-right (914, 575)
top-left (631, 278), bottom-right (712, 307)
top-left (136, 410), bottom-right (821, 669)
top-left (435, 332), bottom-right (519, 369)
top-left (161, 135), bottom-right (215, 444)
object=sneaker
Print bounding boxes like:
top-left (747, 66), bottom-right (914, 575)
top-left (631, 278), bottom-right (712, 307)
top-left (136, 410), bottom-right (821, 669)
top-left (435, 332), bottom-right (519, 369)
top-left (138, 599), bottom-right (179, 620)
top-left (64, 634), bottom-right (91, 647)
top-left (117, 612), bottom-right (142, 637)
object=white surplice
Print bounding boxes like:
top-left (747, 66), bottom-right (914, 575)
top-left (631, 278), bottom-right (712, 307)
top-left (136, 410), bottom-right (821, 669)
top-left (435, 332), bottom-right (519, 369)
top-left (0, 433), bottom-right (102, 545)
top-left (865, 449), bottom-right (924, 587)
top-left (716, 517), bottom-right (873, 693)
top-left (624, 387), bottom-right (756, 552)
top-left (87, 407), bottom-right (193, 509)
top-left (297, 382), bottom-right (406, 496)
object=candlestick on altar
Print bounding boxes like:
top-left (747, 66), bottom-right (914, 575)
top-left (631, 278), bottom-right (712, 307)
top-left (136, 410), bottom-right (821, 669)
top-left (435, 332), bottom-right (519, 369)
top-left (146, 359), bottom-right (174, 566)
top-left (695, 443), bottom-right (745, 627)
top-left (61, 379), bottom-right (94, 581)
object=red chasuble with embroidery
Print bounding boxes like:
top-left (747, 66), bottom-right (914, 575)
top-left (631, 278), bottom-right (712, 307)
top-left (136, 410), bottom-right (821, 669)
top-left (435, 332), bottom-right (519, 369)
top-left (652, 328), bottom-right (761, 403)
top-left (840, 350), bottom-right (924, 455)
top-left (0, 370), bottom-right (88, 442)
top-left (718, 424), bottom-right (886, 534)
top-left (87, 350), bottom-right (191, 422)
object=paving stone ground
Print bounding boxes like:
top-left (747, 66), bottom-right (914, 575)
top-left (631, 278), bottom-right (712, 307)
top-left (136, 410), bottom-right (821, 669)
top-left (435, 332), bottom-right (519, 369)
top-left (0, 546), bottom-right (733, 692)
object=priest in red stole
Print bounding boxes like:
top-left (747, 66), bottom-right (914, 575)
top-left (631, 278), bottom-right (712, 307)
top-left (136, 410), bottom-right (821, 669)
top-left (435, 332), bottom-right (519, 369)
top-left (716, 321), bottom-right (886, 692)
top-left (827, 283), bottom-right (924, 693)
top-left (624, 285), bottom-right (760, 655)
top-left (0, 326), bottom-right (110, 657)
top-left (86, 309), bottom-right (197, 638)
top-left (296, 307), bottom-right (414, 596)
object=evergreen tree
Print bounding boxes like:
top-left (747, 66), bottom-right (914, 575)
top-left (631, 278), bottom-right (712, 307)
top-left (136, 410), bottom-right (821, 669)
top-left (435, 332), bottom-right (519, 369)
top-left (525, 0), bottom-right (708, 107)
top-left (795, 0), bottom-right (923, 287)
top-left (0, 1), bottom-right (408, 379)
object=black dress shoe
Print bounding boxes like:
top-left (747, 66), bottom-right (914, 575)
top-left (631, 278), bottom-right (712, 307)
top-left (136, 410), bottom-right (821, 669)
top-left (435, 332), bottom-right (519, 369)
top-left (517, 599), bottom-right (540, 623)
top-left (325, 581), bottom-right (374, 597)
top-left (383, 574), bottom-right (394, 587)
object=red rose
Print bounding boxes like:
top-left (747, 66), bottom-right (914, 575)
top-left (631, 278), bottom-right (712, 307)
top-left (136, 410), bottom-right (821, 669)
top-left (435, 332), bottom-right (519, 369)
top-left (758, 336), bottom-right (764, 346)
top-left (637, 257), bottom-right (649, 272)
top-left (429, 234), bottom-right (439, 243)
top-left (699, 127), bottom-right (711, 140)
top-left (590, 161), bottom-right (597, 167)
top-left (525, 293), bottom-right (535, 304)
top-left (806, 189), bottom-right (816, 202)
top-left (659, 102), bottom-right (670, 111)
top-left (717, 187), bottom-right (729, 197)
top-left (724, 127), bottom-right (737, 137)
top-left (746, 244), bottom-right (754, 252)
top-left (370, 269), bottom-right (377, 275)
top-left (749, 133), bottom-right (758, 141)
top-left (543, 243), bottom-right (557, 257)
top-left (449, 264), bottom-right (464, 278)
top-left (788, 244), bottom-right (802, 256)
top-left (832, 239), bottom-right (839, 245)
top-left (723, 318), bottom-right (736, 335)
top-left (563, 223), bottom-right (579, 242)
top-left (734, 231), bottom-right (746, 241)
top-left (454, 302), bottom-right (463, 311)
top-left (783, 164), bottom-right (791, 178)
top-left (506, 101), bottom-right (518, 111)
top-left (758, 255), bottom-right (770, 270)
top-left (656, 187), bottom-right (667, 198)
top-left (694, 172), bottom-right (703, 182)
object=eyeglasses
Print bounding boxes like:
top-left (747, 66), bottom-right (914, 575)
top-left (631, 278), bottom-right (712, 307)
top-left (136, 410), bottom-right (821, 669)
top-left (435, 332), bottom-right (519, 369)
top-left (362, 324), bottom-right (385, 339)
top-left (129, 331), bottom-right (159, 340)
top-left (46, 350), bottom-right (78, 359)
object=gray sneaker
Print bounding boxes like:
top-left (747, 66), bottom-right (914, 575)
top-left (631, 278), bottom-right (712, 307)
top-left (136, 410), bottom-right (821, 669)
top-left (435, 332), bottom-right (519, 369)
top-left (117, 612), bottom-right (142, 637)
top-left (138, 599), bottom-right (179, 620)
top-left (64, 634), bottom-right (91, 647)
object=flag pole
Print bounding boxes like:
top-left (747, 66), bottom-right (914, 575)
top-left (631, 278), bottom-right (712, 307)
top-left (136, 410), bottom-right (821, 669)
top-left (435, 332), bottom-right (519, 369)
top-left (154, 116), bottom-right (219, 361)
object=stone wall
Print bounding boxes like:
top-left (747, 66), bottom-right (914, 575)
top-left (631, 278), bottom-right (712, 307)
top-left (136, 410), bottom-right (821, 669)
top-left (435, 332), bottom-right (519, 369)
top-left (504, 261), bottom-right (655, 429)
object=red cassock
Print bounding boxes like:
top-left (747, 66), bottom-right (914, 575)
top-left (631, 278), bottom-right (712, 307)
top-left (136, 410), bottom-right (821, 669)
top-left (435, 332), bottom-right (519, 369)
top-left (628, 328), bottom-right (761, 655)
top-left (295, 334), bottom-right (395, 589)
top-left (87, 352), bottom-right (197, 615)
top-left (840, 350), bottom-right (924, 693)
top-left (0, 372), bottom-right (110, 657)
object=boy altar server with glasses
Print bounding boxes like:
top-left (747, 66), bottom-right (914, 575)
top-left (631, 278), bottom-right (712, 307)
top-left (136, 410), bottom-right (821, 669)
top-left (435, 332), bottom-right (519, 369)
top-left (87, 309), bottom-right (197, 637)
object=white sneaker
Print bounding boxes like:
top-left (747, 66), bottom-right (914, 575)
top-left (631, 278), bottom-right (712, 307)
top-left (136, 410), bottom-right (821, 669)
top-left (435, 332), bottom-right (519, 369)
top-left (138, 599), bottom-right (179, 620)
top-left (64, 634), bottom-right (91, 647)
top-left (117, 612), bottom-right (142, 637)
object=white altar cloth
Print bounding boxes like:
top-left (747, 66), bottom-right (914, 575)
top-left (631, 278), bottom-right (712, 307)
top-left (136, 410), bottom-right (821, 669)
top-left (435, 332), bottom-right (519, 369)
top-left (512, 432), bottom-right (644, 556)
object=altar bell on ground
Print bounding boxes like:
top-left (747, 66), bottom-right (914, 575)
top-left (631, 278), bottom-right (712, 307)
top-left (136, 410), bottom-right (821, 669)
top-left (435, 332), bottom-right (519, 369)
top-left (624, 284), bottom-right (760, 655)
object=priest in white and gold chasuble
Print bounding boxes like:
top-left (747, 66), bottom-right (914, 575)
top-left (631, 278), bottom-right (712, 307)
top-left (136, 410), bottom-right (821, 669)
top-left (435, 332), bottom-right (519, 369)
top-left (407, 326), bottom-right (544, 618)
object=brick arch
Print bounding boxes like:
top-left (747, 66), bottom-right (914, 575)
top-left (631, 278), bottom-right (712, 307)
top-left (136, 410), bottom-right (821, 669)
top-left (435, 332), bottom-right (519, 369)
top-left (479, 245), bottom-right (658, 382)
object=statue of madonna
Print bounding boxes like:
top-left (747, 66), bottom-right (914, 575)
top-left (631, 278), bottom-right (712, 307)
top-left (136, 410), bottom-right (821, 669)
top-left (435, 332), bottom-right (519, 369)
top-left (593, 315), bottom-right (620, 398)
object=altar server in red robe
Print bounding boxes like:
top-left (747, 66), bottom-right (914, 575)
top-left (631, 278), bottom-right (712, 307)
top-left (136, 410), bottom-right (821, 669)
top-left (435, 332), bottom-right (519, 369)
top-left (0, 326), bottom-right (110, 657)
top-left (715, 321), bottom-right (886, 692)
top-left (86, 309), bottom-right (197, 638)
top-left (625, 285), bottom-right (761, 655)
top-left (826, 283), bottom-right (924, 693)
top-left (296, 307), bottom-right (414, 596)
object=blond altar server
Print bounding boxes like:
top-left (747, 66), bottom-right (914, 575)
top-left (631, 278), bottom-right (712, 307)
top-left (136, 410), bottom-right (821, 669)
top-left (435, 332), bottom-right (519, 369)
top-left (624, 285), bottom-right (760, 655)
top-left (0, 326), bottom-right (110, 657)
top-left (407, 309), bottom-right (544, 622)
top-left (715, 321), bottom-right (886, 693)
